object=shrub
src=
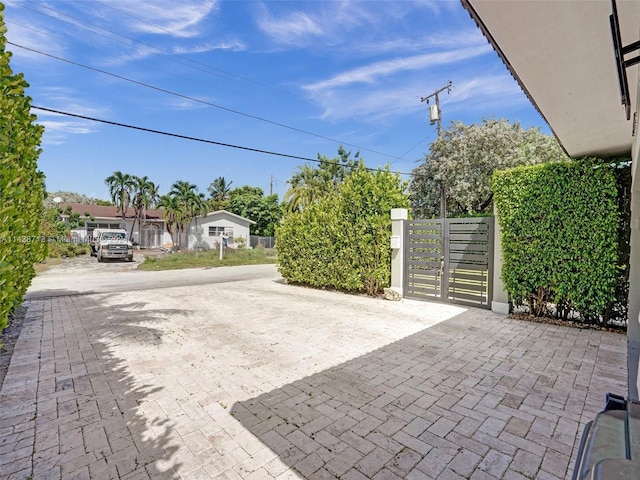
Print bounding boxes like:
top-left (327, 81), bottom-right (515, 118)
top-left (234, 237), bottom-right (246, 250)
top-left (0, 6), bottom-right (46, 332)
top-left (276, 162), bottom-right (409, 295)
top-left (492, 159), bottom-right (621, 324)
top-left (48, 242), bottom-right (89, 258)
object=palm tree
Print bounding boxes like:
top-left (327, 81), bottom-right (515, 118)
top-left (188, 192), bottom-right (206, 224)
top-left (187, 192), bottom-right (207, 251)
top-left (169, 180), bottom-right (200, 250)
top-left (284, 164), bottom-right (323, 212)
top-left (105, 171), bottom-right (134, 223)
top-left (130, 176), bottom-right (159, 238)
top-left (158, 194), bottom-right (179, 248)
top-left (208, 176), bottom-right (233, 201)
top-left (207, 176), bottom-right (233, 210)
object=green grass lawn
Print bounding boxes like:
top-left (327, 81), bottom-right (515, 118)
top-left (138, 248), bottom-right (277, 271)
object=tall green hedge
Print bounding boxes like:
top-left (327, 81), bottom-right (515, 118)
top-left (276, 162), bottom-right (409, 295)
top-left (492, 159), bottom-right (620, 323)
top-left (0, 3), bottom-right (46, 331)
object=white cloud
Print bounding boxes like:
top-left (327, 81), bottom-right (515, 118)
top-left (305, 73), bottom-right (527, 124)
top-left (304, 44), bottom-right (492, 93)
top-left (97, 0), bottom-right (219, 38)
top-left (38, 120), bottom-right (94, 135)
top-left (311, 81), bottom-right (425, 123)
top-left (352, 29), bottom-right (488, 56)
top-left (31, 88), bottom-right (108, 144)
top-left (255, 1), bottom-right (472, 50)
top-left (446, 75), bottom-right (528, 113)
top-left (257, 10), bottom-right (325, 46)
top-left (104, 38), bottom-right (246, 67)
top-left (4, 19), bottom-right (67, 63)
top-left (167, 98), bottom-right (210, 111)
top-left (37, 119), bottom-right (96, 145)
top-left (173, 40), bottom-right (247, 54)
top-left (105, 44), bottom-right (156, 65)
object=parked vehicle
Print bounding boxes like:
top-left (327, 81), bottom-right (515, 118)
top-left (90, 228), bottom-right (133, 262)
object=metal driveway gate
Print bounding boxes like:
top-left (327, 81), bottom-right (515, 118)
top-left (404, 217), bottom-right (494, 308)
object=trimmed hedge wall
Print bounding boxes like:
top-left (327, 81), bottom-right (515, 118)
top-left (276, 163), bottom-right (409, 295)
top-left (0, 5), bottom-right (46, 332)
top-left (492, 159), bottom-right (621, 323)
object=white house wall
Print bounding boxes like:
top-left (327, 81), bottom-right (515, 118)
top-left (188, 212), bottom-right (252, 251)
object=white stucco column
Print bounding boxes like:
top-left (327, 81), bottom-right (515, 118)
top-left (628, 135), bottom-right (640, 401)
top-left (390, 208), bottom-right (407, 296)
top-left (492, 206), bottom-right (509, 315)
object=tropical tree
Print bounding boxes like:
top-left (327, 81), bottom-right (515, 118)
top-left (409, 119), bottom-right (567, 217)
top-left (207, 176), bottom-right (233, 211)
top-left (283, 164), bottom-right (321, 213)
top-left (228, 186), bottom-right (283, 236)
top-left (168, 180), bottom-right (201, 250)
top-left (130, 176), bottom-right (159, 237)
top-left (105, 171), bottom-right (134, 222)
top-left (284, 146), bottom-right (358, 212)
top-left (188, 191), bottom-right (206, 228)
top-left (158, 194), bottom-right (179, 248)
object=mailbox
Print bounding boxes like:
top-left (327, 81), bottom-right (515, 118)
top-left (390, 235), bottom-right (401, 249)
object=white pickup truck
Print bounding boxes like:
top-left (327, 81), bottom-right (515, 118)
top-left (89, 228), bottom-right (134, 262)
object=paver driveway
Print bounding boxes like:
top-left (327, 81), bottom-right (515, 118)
top-left (0, 273), bottom-right (627, 479)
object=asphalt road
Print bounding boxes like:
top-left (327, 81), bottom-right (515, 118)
top-left (26, 254), bottom-right (281, 299)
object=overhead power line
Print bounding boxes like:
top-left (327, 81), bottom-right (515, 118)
top-left (8, 41), bottom-right (400, 161)
top-left (31, 105), bottom-right (417, 178)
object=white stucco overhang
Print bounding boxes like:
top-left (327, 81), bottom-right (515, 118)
top-left (462, 0), bottom-right (640, 159)
top-left (462, 0), bottom-right (640, 401)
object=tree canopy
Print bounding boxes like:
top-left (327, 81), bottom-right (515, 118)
top-left (227, 186), bottom-right (282, 237)
top-left (409, 119), bottom-right (567, 217)
top-left (167, 180), bottom-right (204, 249)
top-left (284, 146), bottom-right (359, 212)
top-left (207, 176), bottom-right (233, 211)
top-left (104, 171), bottom-right (134, 220)
top-left (130, 176), bottom-right (159, 236)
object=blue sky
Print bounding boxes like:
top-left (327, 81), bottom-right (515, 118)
top-left (4, 0), bottom-right (548, 202)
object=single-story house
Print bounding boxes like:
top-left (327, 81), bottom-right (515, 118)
top-left (188, 210), bottom-right (255, 251)
top-left (461, 0), bottom-right (640, 399)
top-left (59, 203), bottom-right (171, 248)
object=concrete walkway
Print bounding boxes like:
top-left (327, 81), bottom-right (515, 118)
top-left (0, 276), bottom-right (627, 479)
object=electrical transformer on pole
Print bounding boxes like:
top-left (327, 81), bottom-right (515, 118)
top-left (421, 81), bottom-right (453, 218)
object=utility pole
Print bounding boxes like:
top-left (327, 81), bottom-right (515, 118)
top-left (421, 81), bottom-right (452, 218)
top-left (269, 174), bottom-right (274, 196)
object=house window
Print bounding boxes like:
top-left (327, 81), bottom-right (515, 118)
top-left (208, 226), bottom-right (233, 238)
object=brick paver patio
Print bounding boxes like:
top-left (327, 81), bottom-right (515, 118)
top-left (0, 277), bottom-right (627, 479)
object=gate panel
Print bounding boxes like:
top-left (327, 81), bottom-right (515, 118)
top-left (404, 217), bottom-right (493, 308)
top-left (444, 217), bottom-right (493, 308)
top-left (404, 219), bottom-right (444, 301)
